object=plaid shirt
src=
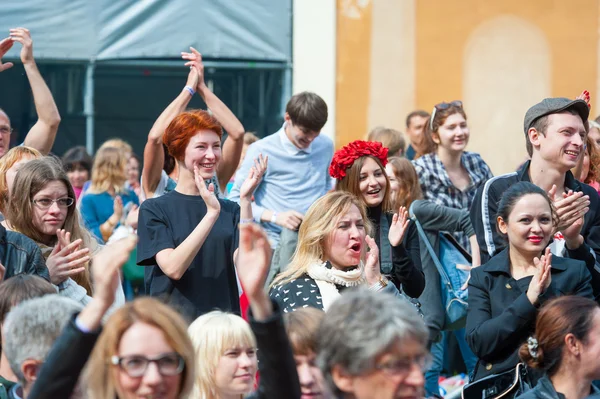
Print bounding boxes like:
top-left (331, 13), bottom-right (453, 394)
top-left (412, 151), bottom-right (493, 249)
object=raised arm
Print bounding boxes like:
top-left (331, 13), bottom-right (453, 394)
top-left (10, 28), bottom-right (61, 155)
top-left (237, 223), bottom-right (301, 399)
top-left (27, 235), bottom-right (137, 399)
top-left (182, 48), bottom-right (245, 190)
top-left (142, 67), bottom-right (197, 198)
top-left (410, 199), bottom-right (475, 235)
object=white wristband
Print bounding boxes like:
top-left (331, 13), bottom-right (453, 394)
top-left (270, 212), bottom-right (278, 224)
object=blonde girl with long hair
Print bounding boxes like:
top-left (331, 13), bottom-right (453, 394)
top-left (270, 191), bottom-right (400, 313)
top-left (80, 146), bottom-right (139, 243)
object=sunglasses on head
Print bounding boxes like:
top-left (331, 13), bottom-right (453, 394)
top-left (430, 100), bottom-right (463, 130)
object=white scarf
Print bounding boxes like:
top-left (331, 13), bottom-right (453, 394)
top-left (307, 261), bottom-right (366, 311)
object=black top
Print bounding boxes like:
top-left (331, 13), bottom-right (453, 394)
top-left (470, 161), bottom-right (600, 300)
top-left (465, 247), bottom-right (593, 381)
top-left (247, 301), bottom-right (301, 399)
top-left (270, 275), bottom-right (324, 312)
top-left (270, 272), bottom-right (401, 313)
top-left (368, 205), bottom-right (425, 298)
top-left (137, 190), bottom-right (241, 322)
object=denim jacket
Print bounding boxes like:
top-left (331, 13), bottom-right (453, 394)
top-left (516, 375), bottom-right (600, 399)
top-left (409, 200), bottom-right (475, 340)
top-left (0, 224), bottom-right (49, 281)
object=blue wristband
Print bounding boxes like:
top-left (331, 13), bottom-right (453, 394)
top-left (184, 85), bottom-right (195, 96)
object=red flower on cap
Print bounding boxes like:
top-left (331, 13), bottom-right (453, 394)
top-left (329, 140), bottom-right (389, 180)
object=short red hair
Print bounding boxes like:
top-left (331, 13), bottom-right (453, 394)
top-left (163, 109), bottom-right (223, 162)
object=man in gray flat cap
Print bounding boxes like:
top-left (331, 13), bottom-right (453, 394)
top-left (470, 96), bottom-right (600, 300)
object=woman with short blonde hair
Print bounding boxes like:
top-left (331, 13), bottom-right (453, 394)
top-left (187, 223), bottom-right (301, 399)
top-left (188, 311), bottom-right (257, 399)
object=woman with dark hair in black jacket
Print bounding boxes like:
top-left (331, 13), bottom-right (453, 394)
top-left (466, 182), bottom-right (593, 381)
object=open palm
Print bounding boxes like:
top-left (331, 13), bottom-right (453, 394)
top-left (388, 206), bottom-right (409, 247)
top-left (195, 164), bottom-right (221, 214)
top-left (240, 154), bottom-right (268, 200)
top-left (237, 224), bottom-right (272, 299)
top-left (0, 38), bottom-right (14, 72)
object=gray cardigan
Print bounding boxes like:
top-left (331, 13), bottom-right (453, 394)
top-left (409, 200), bottom-right (475, 342)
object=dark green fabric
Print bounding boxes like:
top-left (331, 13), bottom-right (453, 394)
top-left (122, 248), bottom-right (143, 282)
top-left (0, 375), bottom-right (15, 399)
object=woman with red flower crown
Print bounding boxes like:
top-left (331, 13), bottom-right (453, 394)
top-left (329, 140), bottom-right (425, 298)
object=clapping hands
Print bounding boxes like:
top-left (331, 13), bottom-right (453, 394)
top-left (548, 185), bottom-right (588, 246)
top-left (0, 28), bottom-right (35, 73)
top-left (239, 154), bottom-right (267, 201)
top-left (364, 235), bottom-right (381, 286)
top-left (47, 229), bottom-right (91, 285)
top-left (527, 247), bottom-right (552, 305)
top-left (181, 47), bottom-right (206, 92)
top-left (195, 164), bottom-right (221, 215)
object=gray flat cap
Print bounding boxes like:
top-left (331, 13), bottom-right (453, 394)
top-left (523, 98), bottom-right (589, 135)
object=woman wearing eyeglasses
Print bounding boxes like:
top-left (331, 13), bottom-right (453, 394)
top-left (83, 297), bottom-right (196, 399)
top-left (21, 235), bottom-right (193, 399)
top-left (4, 157), bottom-right (124, 307)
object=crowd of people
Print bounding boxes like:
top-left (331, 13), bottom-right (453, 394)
top-left (1, 27), bottom-right (600, 399)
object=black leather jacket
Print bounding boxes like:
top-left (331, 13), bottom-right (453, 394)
top-left (517, 375), bottom-right (600, 399)
top-left (0, 224), bottom-right (49, 281)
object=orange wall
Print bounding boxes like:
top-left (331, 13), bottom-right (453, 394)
top-left (335, 0), bottom-right (600, 159)
top-left (336, 0), bottom-right (373, 148)
top-left (415, 0), bottom-right (599, 111)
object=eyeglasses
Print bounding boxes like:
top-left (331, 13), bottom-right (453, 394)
top-left (32, 197), bottom-right (75, 209)
top-left (374, 353), bottom-right (432, 376)
top-left (111, 353), bottom-right (185, 378)
top-left (0, 127), bottom-right (13, 135)
top-left (430, 100), bottom-right (463, 130)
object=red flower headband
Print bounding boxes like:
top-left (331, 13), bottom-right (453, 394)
top-left (329, 140), bottom-right (389, 180)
